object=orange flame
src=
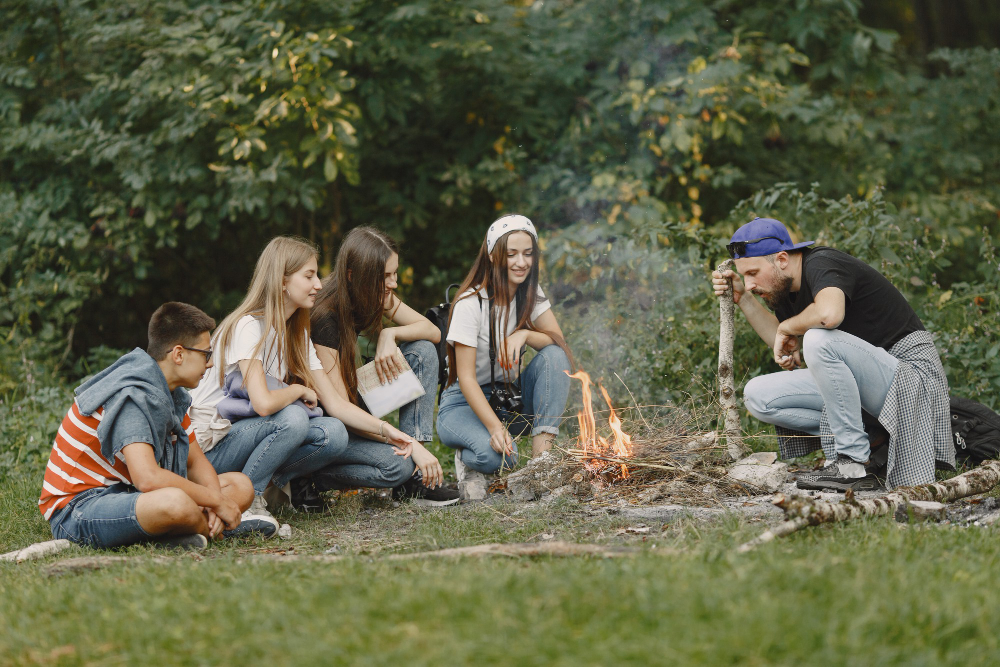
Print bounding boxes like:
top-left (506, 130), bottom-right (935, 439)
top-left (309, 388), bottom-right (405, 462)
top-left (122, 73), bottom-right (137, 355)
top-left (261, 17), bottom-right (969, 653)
top-left (566, 370), bottom-right (633, 479)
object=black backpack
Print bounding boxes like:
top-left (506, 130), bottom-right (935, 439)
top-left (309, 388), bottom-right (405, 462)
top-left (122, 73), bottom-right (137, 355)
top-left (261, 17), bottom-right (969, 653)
top-left (424, 284), bottom-right (460, 397)
top-left (950, 396), bottom-right (1000, 464)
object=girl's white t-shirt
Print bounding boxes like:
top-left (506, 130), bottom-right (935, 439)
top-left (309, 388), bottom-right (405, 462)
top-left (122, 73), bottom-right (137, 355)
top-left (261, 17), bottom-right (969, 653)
top-left (446, 286), bottom-right (551, 386)
top-left (189, 314), bottom-right (323, 419)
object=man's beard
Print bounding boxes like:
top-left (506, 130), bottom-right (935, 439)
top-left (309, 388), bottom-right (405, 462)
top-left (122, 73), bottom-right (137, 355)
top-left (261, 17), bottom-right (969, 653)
top-left (757, 274), bottom-right (793, 310)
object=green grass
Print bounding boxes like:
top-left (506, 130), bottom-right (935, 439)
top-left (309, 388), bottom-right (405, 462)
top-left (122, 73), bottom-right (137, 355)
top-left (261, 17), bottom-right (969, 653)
top-left (3, 375), bottom-right (998, 664)
top-left (3, 466), bottom-right (1000, 665)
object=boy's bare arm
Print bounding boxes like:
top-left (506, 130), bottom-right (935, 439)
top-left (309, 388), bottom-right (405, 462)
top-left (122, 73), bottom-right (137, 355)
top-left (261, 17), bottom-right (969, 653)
top-left (186, 441), bottom-right (222, 494)
top-left (123, 443), bottom-right (240, 527)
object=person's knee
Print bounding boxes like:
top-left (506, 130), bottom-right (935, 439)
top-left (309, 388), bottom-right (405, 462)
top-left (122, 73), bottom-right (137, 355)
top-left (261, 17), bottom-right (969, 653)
top-left (273, 404), bottom-right (311, 441)
top-left (405, 340), bottom-right (440, 384)
top-left (219, 472), bottom-right (254, 510)
top-left (802, 328), bottom-right (840, 365)
top-left (311, 417), bottom-right (349, 454)
top-left (743, 376), bottom-right (771, 419)
top-left (536, 344), bottom-right (571, 374)
top-left (407, 339), bottom-right (438, 364)
top-left (141, 487), bottom-right (201, 528)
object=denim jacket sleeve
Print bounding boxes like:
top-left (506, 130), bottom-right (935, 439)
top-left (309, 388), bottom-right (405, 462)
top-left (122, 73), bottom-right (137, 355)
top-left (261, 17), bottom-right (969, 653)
top-left (104, 399), bottom-right (157, 464)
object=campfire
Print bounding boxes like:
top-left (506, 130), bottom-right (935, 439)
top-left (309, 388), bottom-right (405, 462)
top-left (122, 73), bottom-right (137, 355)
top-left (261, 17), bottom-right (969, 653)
top-left (566, 370), bottom-right (633, 479)
top-left (499, 368), bottom-right (753, 506)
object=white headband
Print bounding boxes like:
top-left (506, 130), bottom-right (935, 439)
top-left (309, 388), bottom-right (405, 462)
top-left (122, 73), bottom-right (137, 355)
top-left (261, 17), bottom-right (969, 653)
top-left (487, 214), bottom-right (537, 253)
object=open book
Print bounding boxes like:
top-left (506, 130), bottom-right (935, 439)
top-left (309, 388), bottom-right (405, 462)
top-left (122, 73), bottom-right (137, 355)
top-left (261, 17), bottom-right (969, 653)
top-left (356, 349), bottom-right (426, 418)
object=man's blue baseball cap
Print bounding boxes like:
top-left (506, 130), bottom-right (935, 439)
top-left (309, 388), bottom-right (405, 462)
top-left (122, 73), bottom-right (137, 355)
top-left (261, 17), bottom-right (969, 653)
top-left (726, 217), bottom-right (814, 259)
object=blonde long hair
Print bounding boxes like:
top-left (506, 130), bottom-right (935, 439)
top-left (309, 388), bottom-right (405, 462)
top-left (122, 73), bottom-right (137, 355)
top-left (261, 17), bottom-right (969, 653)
top-left (213, 236), bottom-right (319, 389)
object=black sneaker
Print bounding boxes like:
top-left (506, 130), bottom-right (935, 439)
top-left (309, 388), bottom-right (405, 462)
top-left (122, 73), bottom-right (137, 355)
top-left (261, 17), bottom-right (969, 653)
top-left (392, 474), bottom-right (461, 507)
top-left (290, 477), bottom-right (326, 513)
top-left (796, 455), bottom-right (885, 492)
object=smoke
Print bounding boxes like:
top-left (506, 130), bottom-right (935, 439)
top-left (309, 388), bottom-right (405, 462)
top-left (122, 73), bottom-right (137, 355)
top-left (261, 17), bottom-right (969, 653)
top-left (543, 229), bottom-right (718, 421)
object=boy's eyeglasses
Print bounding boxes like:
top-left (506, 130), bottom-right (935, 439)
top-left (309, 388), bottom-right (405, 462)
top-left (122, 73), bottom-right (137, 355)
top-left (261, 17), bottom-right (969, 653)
top-left (726, 236), bottom-right (783, 259)
top-left (182, 346), bottom-right (213, 363)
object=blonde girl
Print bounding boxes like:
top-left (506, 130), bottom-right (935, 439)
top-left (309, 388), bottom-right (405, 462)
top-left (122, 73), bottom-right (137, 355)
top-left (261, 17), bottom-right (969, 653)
top-left (189, 237), bottom-right (421, 533)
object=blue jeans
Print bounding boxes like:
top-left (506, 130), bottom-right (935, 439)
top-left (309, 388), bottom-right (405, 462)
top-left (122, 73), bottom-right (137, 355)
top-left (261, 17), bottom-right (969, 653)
top-left (436, 344), bottom-right (571, 474)
top-left (49, 484), bottom-right (152, 549)
top-left (744, 328), bottom-right (899, 464)
top-left (205, 406), bottom-right (348, 494)
top-left (395, 340), bottom-right (438, 442)
top-left (309, 433), bottom-right (416, 490)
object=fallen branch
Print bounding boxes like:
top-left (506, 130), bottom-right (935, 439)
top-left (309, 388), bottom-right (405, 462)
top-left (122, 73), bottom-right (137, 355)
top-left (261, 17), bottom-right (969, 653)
top-left (1, 539), bottom-right (74, 563)
top-left (42, 555), bottom-right (172, 576)
top-left (716, 259), bottom-right (746, 460)
top-left (263, 541), bottom-right (638, 561)
top-left (737, 460), bottom-right (1000, 553)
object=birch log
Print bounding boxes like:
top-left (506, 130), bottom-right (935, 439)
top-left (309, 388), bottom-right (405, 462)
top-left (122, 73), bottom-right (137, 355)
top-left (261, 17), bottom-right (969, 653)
top-left (0, 539), bottom-right (73, 563)
top-left (737, 460), bottom-right (1000, 552)
top-left (717, 259), bottom-right (745, 460)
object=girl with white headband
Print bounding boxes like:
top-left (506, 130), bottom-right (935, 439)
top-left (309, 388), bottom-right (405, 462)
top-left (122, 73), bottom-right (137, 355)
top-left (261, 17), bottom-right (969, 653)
top-left (436, 214), bottom-right (573, 500)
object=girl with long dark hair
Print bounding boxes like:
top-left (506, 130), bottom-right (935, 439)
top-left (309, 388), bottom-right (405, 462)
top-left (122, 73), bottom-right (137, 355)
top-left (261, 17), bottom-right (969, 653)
top-left (309, 226), bottom-right (455, 504)
top-left (436, 215), bottom-right (572, 500)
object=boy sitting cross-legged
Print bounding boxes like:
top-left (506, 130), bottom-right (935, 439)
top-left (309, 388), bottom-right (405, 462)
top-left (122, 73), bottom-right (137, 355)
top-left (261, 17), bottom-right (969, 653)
top-left (39, 302), bottom-right (255, 550)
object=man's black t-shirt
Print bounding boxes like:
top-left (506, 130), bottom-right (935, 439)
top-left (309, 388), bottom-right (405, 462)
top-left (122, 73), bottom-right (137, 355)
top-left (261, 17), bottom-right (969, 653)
top-left (773, 247), bottom-right (924, 350)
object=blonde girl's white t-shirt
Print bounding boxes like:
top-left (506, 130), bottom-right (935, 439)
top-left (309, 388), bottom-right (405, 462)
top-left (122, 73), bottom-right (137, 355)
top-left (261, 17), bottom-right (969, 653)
top-left (189, 314), bottom-right (323, 420)
top-left (446, 286), bottom-right (551, 386)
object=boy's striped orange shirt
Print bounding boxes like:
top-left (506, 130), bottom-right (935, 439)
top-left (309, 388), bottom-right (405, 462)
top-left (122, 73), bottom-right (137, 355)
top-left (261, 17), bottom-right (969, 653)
top-left (38, 399), bottom-right (196, 520)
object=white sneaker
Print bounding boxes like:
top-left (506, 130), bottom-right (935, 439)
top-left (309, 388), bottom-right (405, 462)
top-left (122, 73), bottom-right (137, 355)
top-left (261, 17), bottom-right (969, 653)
top-left (224, 495), bottom-right (279, 539)
top-left (455, 451), bottom-right (487, 501)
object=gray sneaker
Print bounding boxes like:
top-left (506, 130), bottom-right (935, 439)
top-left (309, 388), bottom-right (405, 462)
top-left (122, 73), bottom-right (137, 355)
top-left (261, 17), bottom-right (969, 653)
top-left (794, 460), bottom-right (839, 487)
top-left (149, 533), bottom-right (208, 551)
top-left (455, 451), bottom-right (487, 501)
top-left (223, 495), bottom-right (279, 539)
top-left (796, 454), bottom-right (884, 492)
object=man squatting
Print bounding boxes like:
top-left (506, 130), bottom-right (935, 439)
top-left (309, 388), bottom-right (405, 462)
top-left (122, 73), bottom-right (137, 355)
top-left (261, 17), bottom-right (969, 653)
top-left (712, 217), bottom-right (955, 491)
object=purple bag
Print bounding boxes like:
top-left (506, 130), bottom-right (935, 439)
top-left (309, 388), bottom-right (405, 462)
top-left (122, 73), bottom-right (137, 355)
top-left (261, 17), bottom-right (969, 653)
top-left (216, 370), bottom-right (323, 421)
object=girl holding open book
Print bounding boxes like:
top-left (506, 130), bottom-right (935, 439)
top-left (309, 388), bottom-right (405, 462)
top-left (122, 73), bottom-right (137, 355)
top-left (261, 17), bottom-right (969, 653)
top-left (310, 226), bottom-right (457, 505)
top-left (189, 236), bottom-right (430, 527)
top-left (437, 215), bottom-right (573, 500)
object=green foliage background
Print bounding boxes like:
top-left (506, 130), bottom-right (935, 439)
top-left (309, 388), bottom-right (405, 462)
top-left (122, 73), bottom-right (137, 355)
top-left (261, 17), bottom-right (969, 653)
top-left (2, 0), bottom-right (999, 474)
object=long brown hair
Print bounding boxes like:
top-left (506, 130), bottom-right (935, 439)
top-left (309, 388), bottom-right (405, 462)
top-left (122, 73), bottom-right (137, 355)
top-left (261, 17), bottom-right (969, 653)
top-left (312, 226), bottom-right (399, 403)
top-left (445, 228), bottom-right (573, 387)
top-left (213, 236), bottom-right (319, 389)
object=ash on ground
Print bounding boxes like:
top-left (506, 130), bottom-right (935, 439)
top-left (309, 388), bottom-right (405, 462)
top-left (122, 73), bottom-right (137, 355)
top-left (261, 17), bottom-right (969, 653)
top-left (503, 430), bottom-right (785, 507)
top-left (941, 496), bottom-right (1000, 526)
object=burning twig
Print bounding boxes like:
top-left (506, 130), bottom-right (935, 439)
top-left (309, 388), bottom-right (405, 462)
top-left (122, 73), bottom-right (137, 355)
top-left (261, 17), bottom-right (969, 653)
top-left (716, 259), bottom-right (746, 460)
top-left (562, 447), bottom-right (682, 472)
top-left (614, 372), bottom-right (651, 432)
top-left (566, 370), bottom-right (634, 479)
top-left (736, 460), bottom-right (1000, 553)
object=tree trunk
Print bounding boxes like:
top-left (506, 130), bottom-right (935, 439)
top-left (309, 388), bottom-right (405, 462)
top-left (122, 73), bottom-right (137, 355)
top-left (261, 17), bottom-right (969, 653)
top-left (717, 259), bottom-right (745, 460)
top-left (737, 460), bottom-right (1000, 552)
